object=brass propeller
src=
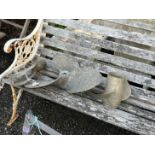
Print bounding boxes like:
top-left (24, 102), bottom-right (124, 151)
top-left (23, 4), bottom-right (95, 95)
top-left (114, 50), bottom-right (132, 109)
top-left (97, 72), bottom-right (131, 108)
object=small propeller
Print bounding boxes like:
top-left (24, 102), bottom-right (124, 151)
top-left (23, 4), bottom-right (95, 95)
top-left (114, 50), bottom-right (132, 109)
top-left (97, 72), bottom-right (131, 108)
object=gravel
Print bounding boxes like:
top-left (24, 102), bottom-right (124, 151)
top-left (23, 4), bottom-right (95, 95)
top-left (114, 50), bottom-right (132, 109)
top-left (0, 20), bottom-right (135, 135)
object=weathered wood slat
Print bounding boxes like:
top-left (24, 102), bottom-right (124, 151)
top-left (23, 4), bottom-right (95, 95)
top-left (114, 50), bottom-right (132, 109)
top-left (106, 19), bottom-right (155, 33)
top-left (40, 47), bottom-right (153, 87)
top-left (82, 91), bottom-right (155, 121)
top-left (120, 101), bottom-right (155, 121)
top-left (42, 37), bottom-right (155, 76)
top-left (46, 19), bottom-right (155, 47)
top-left (40, 64), bottom-right (155, 108)
top-left (5, 71), bottom-right (155, 122)
top-left (79, 19), bottom-right (155, 34)
top-left (88, 19), bottom-right (155, 35)
top-left (40, 64), bottom-right (155, 111)
top-left (41, 37), bottom-right (155, 90)
top-left (40, 66), bottom-right (155, 111)
top-left (79, 19), bottom-right (153, 25)
top-left (5, 59), bottom-right (155, 134)
top-left (39, 47), bottom-right (155, 108)
top-left (126, 19), bottom-right (155, 26)
top-left (42, 70), bottom-right (155, 112)
top-left (124, 98), bottom-right (155, 112)
top-left (5, 62), bottom-right (155, 120)
top-left (22, 85), bottom-right (155, 135)
top-left (44, 25), bottom-right (155, 61)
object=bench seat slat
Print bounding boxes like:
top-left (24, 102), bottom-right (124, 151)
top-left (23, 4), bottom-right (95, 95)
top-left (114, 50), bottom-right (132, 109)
top-left (39, 47), bottom-right (155, 108)
top-left (22, 85), bottom-right (155, 135)
top-left (5, 73), bottom-right (155, 123)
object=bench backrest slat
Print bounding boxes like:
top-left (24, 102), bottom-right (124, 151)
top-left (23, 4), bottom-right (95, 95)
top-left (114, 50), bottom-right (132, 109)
top-left (46, 19), bottom-right (155, 47)
top-left (106, 19), bottom-right (155, 33)
top-left (42, 37), bottom-right (155, 89)
top-left (44, 25), bottom-right (155, 61)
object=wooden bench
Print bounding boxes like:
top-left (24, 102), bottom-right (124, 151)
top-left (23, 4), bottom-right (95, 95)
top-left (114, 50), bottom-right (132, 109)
top-left (2, 19), bottom-right (155, 134)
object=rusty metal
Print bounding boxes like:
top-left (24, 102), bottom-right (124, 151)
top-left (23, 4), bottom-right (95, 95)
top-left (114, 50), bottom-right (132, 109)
top-left (2, 19), bottom-right (41, 126)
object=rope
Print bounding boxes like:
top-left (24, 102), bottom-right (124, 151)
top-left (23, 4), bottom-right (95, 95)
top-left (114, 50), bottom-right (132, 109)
top-left (29, 116), bottom-right (42, 135)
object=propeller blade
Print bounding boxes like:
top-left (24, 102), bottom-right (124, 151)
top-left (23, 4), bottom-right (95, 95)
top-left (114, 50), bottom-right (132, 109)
top-left (24, 75), bottom-right (56, 88)
top-left (121, 80), bottom-right (131, 101)
top-left (52, 54), bottom-right (79, 71)
top-left (64, 67), bottom-right (103, 93)
top-left (24, 71), bottom-right (70, 89)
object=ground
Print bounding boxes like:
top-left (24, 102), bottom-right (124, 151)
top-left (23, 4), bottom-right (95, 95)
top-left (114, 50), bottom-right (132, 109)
top-left (0, 20), bottom-right (135, 135)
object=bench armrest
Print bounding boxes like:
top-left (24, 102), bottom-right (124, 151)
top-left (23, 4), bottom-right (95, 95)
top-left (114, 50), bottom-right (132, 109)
top-left (0, 19), bottom-right (43, 83)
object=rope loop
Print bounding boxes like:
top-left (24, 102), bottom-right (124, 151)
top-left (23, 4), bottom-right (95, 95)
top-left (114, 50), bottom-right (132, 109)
top-left (29, 116), bottom-right (42, 135)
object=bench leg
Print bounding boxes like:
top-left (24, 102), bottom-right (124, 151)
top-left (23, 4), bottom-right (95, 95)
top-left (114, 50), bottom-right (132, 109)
top-left (7, 86), bottom-right (23, 126)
